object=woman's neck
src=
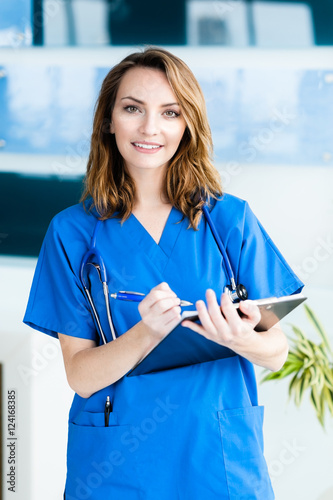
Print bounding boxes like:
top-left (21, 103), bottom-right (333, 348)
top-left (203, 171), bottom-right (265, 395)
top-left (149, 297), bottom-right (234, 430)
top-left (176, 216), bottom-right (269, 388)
top-left (130, 166), bottom-right (170, 210)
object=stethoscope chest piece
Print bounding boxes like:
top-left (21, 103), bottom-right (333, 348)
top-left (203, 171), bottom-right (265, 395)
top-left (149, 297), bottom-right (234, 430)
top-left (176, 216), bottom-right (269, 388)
top-left (226, 283), bottom-right (248, 303)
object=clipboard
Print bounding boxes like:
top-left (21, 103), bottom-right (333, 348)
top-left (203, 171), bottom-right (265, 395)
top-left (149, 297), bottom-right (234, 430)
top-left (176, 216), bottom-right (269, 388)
top-left (127, 293), bottom-right (307, 377)
top-left (236, 293), bottom-right (307, 332)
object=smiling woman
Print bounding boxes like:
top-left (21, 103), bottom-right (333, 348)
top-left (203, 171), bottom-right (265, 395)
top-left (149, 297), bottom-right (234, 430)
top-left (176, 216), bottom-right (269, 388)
top-left (23, 46), bottom-right (303, 500)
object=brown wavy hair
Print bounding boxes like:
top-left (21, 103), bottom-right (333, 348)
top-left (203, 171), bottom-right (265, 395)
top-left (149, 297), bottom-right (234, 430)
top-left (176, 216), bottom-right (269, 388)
top-left (81, 46), bottom-right (222, 229)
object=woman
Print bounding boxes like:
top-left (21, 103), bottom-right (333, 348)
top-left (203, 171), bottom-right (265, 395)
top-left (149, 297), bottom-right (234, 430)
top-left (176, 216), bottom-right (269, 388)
top-left (24, 47), bottom-right (303, 499)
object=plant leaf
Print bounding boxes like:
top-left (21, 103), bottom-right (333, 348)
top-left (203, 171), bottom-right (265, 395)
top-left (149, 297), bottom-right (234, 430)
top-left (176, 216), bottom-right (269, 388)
top-left (310, 386), bottom-right (324, 427)
top-left (322, 367), bottom-right (333, 391)
top-left (261, 359), bottom-right (302, 383)
top-left (261, 371), bottom-right (284, 382)
top-left (291, 325), bottom-right (307, 341)
top-left (323, 386), bottom-right (333, 416)
top-left (288, 351), bottom-right (305, 363)
top-left (292, 376), bottom-right (302, 406)
top-left (281, 362), bottom-right (303, 377)
top-left (309, 365), bottom-right (320, 386)
top-left (296, 339), bottom-right (315, 358)
top-left (288, 372), bottom-right (299, 399)
top-left (304, 304), bottom-right (333, 358)
top-left (298, 370), bottom-right (311, 403)
top-left (303, 356), bottom-right (313, 370)
top-left (316, 344), bottom-right (331, 366)
top-left (317, 370), bottom-right (325, 394)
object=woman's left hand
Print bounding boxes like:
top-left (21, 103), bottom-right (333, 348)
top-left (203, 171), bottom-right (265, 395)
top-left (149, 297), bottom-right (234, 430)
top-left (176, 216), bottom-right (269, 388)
top-left (181, 289), bottom-right (261, 350)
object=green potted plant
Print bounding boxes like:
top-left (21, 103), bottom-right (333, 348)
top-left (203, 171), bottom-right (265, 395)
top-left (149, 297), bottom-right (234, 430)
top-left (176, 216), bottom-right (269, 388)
top-left (262, 304), bottom-right (333, 428)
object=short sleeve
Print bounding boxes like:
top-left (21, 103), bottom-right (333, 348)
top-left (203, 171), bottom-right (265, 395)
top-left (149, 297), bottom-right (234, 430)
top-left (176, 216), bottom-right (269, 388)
top-left (23, 210), bottom-right (97, 341)
top-left (237, 201), bottom-right (304, 300)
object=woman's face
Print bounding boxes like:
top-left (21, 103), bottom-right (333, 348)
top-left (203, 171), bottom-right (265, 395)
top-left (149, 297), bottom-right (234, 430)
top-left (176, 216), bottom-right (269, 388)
top-left (110, 67), bottom-right (187, 176)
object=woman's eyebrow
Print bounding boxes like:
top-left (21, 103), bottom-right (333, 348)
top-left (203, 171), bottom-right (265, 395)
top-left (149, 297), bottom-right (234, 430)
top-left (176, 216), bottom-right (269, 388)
top-left (121, 95), bottom-right (179, 107)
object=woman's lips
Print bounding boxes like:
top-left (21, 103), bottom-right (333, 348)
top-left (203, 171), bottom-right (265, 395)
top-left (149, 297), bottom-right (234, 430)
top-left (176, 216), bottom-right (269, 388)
top-left (131, 142), bottom-right (164, 154)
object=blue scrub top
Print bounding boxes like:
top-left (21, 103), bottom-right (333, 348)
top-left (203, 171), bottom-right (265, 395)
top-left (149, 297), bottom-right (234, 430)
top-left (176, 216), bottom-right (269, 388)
top-left (23, 193), bottom-right (304, 499)
top-left (24, 193), bottom-right (303, 343)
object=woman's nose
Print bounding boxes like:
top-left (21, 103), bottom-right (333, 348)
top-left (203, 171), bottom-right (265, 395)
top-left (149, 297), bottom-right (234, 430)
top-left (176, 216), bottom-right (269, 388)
top-left (139, 112), bottom-right (159, 136)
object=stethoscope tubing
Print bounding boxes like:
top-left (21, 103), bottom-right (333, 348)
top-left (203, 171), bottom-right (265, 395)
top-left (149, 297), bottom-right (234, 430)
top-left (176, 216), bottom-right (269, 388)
top-left (201, 203), bottom-right (236, 290)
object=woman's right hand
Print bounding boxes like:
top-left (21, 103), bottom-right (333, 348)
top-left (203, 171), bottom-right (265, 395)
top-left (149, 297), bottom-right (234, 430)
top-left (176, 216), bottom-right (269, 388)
top-left (138, 282), bottom-right (182, 338)
top-left (59, 282), bottom-right (182, 397)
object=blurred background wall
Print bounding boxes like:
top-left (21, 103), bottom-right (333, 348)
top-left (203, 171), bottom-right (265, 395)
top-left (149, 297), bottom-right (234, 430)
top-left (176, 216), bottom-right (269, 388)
top-left (0, 1), bottom-right (333, 499)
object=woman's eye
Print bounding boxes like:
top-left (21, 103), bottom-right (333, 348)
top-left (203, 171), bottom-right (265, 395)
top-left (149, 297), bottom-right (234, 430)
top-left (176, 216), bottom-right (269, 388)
top-left (164, 110), bottom-right (180, 118)
top-left (124, 106), bottom-right (139, 113)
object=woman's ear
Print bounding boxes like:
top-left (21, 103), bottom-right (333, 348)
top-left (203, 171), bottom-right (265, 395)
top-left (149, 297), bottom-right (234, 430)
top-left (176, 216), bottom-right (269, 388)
top-left (110, 121), bottom-right (115, 134)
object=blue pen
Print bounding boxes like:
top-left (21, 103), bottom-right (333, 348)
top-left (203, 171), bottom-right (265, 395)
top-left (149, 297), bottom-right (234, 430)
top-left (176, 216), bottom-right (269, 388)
top-left (110, 291), bottom-right (193, 307)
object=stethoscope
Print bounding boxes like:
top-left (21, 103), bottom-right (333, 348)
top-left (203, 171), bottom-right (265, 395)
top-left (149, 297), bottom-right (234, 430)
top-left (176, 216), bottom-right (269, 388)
top-left (80, 201), bottom-right (248, 345)
top-left (80, 220), bottom-right (116, 344)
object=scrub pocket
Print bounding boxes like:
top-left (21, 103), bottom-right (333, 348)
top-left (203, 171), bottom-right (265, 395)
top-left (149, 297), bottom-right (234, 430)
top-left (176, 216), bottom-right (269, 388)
top-left (218, 406), bottom-right (274, 500)
top-left (65, 412), bottom-right (143, 500)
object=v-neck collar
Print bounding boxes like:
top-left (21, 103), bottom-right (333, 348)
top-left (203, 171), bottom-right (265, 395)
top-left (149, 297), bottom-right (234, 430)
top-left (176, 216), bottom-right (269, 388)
top-left (125, 206), bottom-right (186, 272)
top-left (131, 205), bottom-right (174, 246)
top-left (158, 206), bottom-right (185, 256)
